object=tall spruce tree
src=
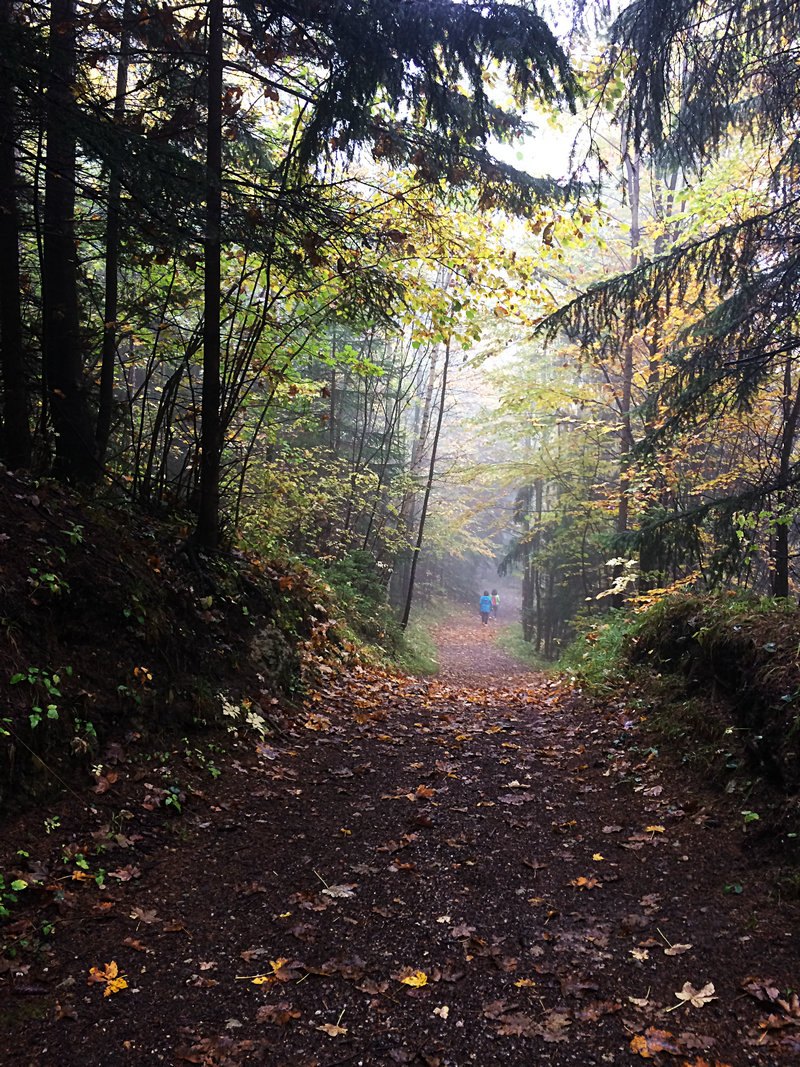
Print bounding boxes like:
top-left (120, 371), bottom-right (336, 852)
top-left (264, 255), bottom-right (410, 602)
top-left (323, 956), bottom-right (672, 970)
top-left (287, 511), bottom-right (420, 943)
top-left (544, 0), bottom-right (800, 596)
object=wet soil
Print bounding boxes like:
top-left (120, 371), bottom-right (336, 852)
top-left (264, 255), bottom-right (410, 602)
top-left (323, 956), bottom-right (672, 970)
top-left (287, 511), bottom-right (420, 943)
top-left (1, 617), bottom-right (799, 1066)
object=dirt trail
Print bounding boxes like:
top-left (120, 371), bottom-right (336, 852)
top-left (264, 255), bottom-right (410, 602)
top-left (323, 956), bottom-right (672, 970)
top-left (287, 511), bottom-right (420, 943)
top-left (1, 623), bottom-right (798, 1065)
top-left (433, 616), bottom-right (534, 683)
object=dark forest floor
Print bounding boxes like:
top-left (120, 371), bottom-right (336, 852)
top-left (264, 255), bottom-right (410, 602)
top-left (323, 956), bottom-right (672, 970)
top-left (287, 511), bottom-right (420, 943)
top-left (1, 615), bottom-right (799, 1066)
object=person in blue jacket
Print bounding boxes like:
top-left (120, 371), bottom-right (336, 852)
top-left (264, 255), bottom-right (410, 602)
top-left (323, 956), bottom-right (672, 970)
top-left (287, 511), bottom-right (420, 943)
top-left (479, 590), bottom-right (493, 625)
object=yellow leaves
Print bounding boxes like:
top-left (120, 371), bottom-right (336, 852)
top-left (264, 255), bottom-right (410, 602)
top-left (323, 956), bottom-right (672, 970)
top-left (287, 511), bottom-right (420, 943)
top-left (71, 869), bottom-right (96, 882)
top-left (237, 957), bottom-right (302, 985)
top-left (304, 713), bottom-right (331, 731)
top-left (630, 1028), bottom-right (681, 1058)
top-left (569, 876), bottom-right (602, 890)
top-left (397, 969), bottom-right (428, 987)
top-left (408, 784), bottom-right (435, 800)
top-left (645, 825), bottom-right (665, 835)
top-left (87, 960), bottom-right (128, 996)
top-left (592, 853), bottom-right (605, 861)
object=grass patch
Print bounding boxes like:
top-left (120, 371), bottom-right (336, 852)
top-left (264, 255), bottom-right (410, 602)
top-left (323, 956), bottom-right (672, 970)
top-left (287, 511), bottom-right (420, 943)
top-left (392, 599), bottom-right (464, 676)
top-left (494, 623), bottom-right (550, 670)
top-left (395, 616), bottom-right (438, 675)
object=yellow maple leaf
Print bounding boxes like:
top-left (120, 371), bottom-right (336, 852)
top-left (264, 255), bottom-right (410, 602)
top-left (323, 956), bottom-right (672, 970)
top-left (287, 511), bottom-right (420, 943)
top-left (593, 853), bottom-right (604, 861)
top-left (646, 825), bottom-right (665, 834)
top-left (569, 876), bottom-right (601, 890)
top-left (399, 969), bottom-right (428, 987)
top-left (105, 973), bottom-right (129, 996)
top-left (88, 960), bottom-right (128, 996)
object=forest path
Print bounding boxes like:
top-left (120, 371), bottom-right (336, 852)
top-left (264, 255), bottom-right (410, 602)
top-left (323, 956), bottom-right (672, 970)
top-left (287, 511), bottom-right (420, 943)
top-left (2, 634), bottom-right (798, 1065)
top-left (432, 613), bottom-right (534, 683)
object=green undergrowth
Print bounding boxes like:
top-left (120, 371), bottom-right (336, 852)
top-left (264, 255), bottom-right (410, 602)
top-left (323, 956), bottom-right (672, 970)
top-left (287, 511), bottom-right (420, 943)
top-left (0, 470), bottom-right (356, 813)
top-left (320, 549), bottom-right (404, 655)
top-left (393, 603), bottom-right (443, 676)
top-left (494, 622), bottom-right (550, 671)
top-left (562, 593), bottom-right (800, 833)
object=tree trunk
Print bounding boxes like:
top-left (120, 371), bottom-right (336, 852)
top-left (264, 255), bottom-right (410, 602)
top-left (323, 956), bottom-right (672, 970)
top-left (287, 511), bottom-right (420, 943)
top-left (195, 0), bottom-right (224, 548)
top-left (612, 150), bottom-right (641, 605)
top-left (401, 337), bottom-right (450, 630)
top-left (773, 357), bottom-right (800, 597)
top-left (43, 0), bottom-right (93, 481)
top-left (0, 0), bottom-right (31, 467)
top-left (95, 0), bottom-right (133, 463)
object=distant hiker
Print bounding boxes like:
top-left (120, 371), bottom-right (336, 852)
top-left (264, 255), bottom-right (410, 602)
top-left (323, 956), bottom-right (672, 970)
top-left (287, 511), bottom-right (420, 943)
top-left (491, 589), bottom-right (499, 618)
top-left (479, 590), bottom-right (492, 625)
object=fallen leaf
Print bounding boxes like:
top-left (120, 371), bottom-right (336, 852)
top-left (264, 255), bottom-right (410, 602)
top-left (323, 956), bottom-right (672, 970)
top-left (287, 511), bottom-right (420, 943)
top-left (671, 982), bottom-right (717, 1009)
top-left (108, 865), bottom-right (141, 882)
top-left (122, 938), bottom-right (148, 952)
top-left (87, 961), bottom-right (128, 997)
top-left (574, 1001), bottom-right (622, 1021)
top-left (316, 1023), bottom-right (347, 1036)
top-left (539, 1010), bottom-right (572, 1042)
top-left (496, 1012), bottom-right (535, 1036)
top-left (569, 876), bottom-right (602, 890)
top-left (630, 1028), bottom-right (681, 1058)
top-left (664, 943), bottom-right (692, 956)
top-left (93, 770), bottom-right (118, 794)
top-left (256, 1002), bottom-right (300, 1025)
top-left (321, 884), bottom-right (356, 899)
top-left (130, 907), bottom-right (159, 924)
top-left (398, 969), bottom-right (428, 987)
top-left (357, 977), bottom-right (389, 995)
top-left (741, 977), bottom-right (781, 1002)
